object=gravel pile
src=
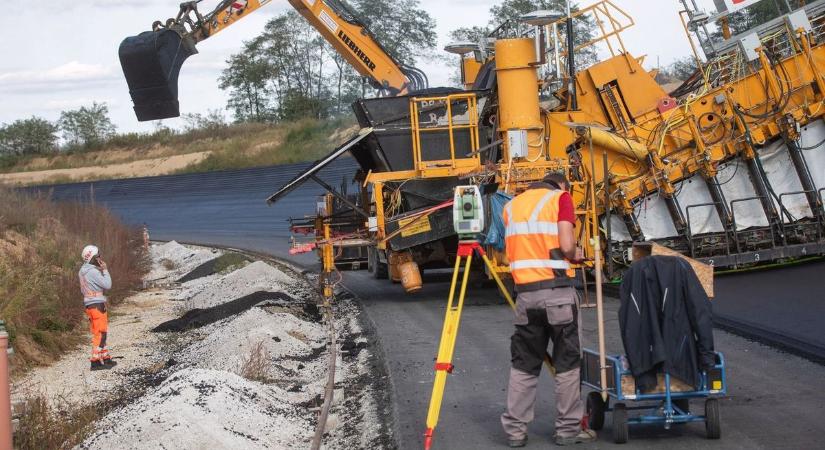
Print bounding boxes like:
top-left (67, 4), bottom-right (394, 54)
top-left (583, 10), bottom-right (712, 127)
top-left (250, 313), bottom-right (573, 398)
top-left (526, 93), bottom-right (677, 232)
top-left (147, 241), bottom-right (221, 281)
top-left (183, 261), bottom-right (297, 309)
top-left (79, 368), bottom-right (312, 449)
top-left (75, 245), bottom-right (392, 450)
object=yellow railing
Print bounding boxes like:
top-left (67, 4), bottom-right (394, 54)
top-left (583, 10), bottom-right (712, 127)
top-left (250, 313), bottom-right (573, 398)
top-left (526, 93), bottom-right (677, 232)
top-left (409, 93), bottom-right (482, 178)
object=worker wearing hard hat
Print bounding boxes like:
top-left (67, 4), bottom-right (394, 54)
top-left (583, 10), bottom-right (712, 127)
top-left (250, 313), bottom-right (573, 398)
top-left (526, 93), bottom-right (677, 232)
top-left (79, 245), bottom-right (117, 371)
top-left (501, 172), bottom-right (595, 447)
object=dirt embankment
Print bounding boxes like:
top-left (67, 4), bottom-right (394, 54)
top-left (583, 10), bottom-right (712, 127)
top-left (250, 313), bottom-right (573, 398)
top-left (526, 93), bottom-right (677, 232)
top-left (0, 152), bottom-right (211, 185)
top-left (0, 118), bottom-right (358, 187)
top-left (11, 241), bottom-right (394, 449)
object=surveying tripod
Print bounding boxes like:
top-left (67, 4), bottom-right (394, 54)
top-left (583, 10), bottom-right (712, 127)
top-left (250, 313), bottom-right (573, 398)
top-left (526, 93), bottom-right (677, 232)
top-left (422, 239), bottom-right (555, 450)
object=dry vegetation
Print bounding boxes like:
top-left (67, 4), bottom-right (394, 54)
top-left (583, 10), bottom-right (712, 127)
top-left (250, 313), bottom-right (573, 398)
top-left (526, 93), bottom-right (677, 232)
top-left (13, 394), bottom-right (102, 450)
top-left (0, 117), bottom-right (358, 186)
top-left (0, 188), bottom-right (149, 370)
top-left (238, 340), bottom-right (273, 384)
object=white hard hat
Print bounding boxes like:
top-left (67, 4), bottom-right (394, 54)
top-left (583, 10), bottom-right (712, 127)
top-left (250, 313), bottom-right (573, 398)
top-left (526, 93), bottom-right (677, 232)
top-left (82, 245), bottom-right (99, 263)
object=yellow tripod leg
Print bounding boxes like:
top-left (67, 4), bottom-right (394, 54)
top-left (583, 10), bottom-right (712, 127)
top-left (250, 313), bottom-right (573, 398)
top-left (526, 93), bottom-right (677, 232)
top-left (480, 253), bottom-right (555, 375)
top-left (423, 252), bottom-right (473, 450)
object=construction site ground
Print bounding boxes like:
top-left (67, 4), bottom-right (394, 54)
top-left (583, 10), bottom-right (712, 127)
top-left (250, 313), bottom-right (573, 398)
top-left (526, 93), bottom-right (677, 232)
top-left (25, 161), bottom-right (825, 449)
top-left (12, 241), bottom-right (392, 449)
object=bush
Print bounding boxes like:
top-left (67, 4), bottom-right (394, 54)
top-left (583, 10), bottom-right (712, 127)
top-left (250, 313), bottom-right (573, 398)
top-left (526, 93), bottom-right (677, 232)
top-left (0, 188), bottom-right (149, 368)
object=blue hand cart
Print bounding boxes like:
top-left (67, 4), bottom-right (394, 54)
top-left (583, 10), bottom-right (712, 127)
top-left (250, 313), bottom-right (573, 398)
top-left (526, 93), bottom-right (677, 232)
top-left (580, 348), bottom-right (727, 443)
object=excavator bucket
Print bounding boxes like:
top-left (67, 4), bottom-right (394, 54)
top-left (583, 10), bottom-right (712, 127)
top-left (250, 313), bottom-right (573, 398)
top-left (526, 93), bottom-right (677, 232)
top-left (118, 29), bottom-right (198, 121)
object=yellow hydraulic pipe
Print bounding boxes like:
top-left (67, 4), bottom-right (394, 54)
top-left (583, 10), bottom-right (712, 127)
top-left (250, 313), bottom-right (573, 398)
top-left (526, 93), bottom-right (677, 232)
top-left (495, 38), bottom-right (545, 161)
top-left (583, 127), bottom-right (649, 161)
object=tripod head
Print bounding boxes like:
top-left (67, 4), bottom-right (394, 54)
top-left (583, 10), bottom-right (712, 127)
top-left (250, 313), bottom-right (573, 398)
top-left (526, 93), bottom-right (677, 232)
top-left (453, 185), bottom-right (484, 240)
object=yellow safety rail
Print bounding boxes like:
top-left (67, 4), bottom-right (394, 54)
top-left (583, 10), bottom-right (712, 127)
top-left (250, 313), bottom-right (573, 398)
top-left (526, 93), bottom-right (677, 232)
top-left (410, 94), bottom-right (482, 178)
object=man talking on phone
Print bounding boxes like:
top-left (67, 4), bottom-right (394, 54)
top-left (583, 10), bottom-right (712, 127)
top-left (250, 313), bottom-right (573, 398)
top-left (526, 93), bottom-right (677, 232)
top-left (79, 245), bottom-right (117, 371)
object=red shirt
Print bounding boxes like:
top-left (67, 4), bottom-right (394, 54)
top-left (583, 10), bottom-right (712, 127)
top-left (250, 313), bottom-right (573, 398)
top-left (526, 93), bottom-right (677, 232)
top-left (557, 191), bottom-right (575, 224)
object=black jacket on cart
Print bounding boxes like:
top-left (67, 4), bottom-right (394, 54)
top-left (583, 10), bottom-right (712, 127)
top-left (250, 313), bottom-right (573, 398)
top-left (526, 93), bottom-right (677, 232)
top-left (619, 255), bottom-right (715, 392)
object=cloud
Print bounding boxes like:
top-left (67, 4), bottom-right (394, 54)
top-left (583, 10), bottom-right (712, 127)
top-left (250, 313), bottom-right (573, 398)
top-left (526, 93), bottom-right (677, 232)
top-left (0, 61), bottom-right (117, 87)
top-left (44, 97), bottom-right (118, 111)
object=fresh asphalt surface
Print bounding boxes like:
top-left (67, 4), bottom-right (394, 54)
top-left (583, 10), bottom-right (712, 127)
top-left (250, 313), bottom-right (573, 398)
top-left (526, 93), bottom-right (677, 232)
top-left (28, 160), bottom-right (825, 449)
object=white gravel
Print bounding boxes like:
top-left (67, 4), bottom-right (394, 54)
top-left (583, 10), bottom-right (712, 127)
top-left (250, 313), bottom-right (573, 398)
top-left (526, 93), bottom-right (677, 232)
top-left (79, 368), bottom-right (313, 450)
top-left (147, 241), bottom-right (221, 281)
top-left (183, 260), bottom-right (296, 309)
top-left (181, 307), bottom-right (327, 382)
top-left (54, 243), bottom-right (391, 450)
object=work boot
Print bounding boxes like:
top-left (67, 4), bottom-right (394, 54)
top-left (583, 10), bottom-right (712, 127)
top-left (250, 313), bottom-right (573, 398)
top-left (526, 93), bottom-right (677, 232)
top-left (507, 436), bottom-right (527, 448)
top-left (554, 429), bottom-right (597, 446)
top-left (90, 360), bottom-right (113, 371)
top-left (103, 358), bottom-right (118, 368)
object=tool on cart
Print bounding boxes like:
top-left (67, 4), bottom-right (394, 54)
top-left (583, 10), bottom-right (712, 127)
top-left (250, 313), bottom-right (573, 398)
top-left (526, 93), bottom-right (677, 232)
top-left (423, 186), bottom-right (557, 450)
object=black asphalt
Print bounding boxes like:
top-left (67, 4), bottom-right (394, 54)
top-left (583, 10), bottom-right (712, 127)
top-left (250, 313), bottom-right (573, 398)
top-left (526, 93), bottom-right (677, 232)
top-left (27, 162), bottom-right (825, 449)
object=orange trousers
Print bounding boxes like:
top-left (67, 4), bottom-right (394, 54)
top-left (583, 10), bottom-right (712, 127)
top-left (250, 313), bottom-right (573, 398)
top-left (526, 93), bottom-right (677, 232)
top-left (85, 304), bottom-right (109, 362)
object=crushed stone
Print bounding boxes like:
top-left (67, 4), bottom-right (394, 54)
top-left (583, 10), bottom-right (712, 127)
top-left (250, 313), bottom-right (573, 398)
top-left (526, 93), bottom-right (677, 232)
top-left (79, 368), bottom-right (312, 450)
top-left (181, 260), bottom-right (297, 309)
top-left (147, 241), bottom-right (221, 281)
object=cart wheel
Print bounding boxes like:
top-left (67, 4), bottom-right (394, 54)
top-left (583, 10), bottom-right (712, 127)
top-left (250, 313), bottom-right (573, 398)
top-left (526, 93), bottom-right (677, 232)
top-left (705, 398), bottom-right (721, 439)
top-left (612, 403), bottom-right (628, 444)
top-left (586, 391), bottom-right (607, 431)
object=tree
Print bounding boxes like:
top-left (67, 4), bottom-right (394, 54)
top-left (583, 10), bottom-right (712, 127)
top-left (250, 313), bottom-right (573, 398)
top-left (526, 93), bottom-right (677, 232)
top-left (219, 39), bottom-right (275, 123)
top-left (0, 116), bottom-right (58, 156)
top-left (218, 0), bottom-right (438, 122)
top-left (487, 0), bottom-right (597, 69)
top-left (656, 56), bottom-right (698, 83)
top-left (181, 109), bottom-right (228, 132)
top-left (716, 0), bottom-right (805, 37)
top-left (348, 0), bottom-right (438, 65)
top-left (58, 102), bottom-right (116, 149)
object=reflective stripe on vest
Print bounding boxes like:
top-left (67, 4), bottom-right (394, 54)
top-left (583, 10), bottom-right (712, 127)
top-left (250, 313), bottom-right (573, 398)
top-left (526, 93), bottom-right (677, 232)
top-left (510, 259), bottom-right (571, 270)
top-left (503, 188), bottom-right (575, 285)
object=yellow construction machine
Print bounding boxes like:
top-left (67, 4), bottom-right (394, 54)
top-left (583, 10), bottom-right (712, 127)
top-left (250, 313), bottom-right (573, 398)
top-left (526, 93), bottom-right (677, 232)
top-left (120, 0), bottom-right (825, 290)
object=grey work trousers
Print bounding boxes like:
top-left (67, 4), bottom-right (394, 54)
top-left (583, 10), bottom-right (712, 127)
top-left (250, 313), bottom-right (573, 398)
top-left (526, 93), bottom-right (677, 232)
top-left (501, 287), bottom-right (584, 440)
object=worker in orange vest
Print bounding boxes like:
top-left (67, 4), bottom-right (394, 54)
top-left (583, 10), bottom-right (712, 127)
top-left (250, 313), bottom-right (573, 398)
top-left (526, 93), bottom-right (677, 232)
top-left (500, 172), bottom-right (595, 447)
top-left (79, 245), bottom-right (117, 371)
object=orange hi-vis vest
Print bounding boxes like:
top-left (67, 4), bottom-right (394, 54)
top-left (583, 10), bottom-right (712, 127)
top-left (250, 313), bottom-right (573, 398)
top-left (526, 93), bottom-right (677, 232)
top-left (503, 187), bottom-right (575, 289)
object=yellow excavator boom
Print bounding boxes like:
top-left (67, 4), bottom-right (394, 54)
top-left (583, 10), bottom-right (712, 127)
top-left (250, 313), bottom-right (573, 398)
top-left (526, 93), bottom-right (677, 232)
top-left (119, 0), bottom-right (421, 121)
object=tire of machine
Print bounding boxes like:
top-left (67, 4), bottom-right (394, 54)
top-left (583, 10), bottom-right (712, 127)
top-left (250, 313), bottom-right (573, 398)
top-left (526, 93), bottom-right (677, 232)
top-left (612, 403), bottom-right (629, 444)
top-left (369, 247), bottom-right (388, 279)
top-left (705, 398), bottom-right (721, 439)
top-left (586, 391), bottom-right (607, 431)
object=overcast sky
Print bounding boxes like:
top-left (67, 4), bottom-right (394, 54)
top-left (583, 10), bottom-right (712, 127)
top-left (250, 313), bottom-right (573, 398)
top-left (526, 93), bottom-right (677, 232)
top-left (0, 0), bottom-right (721, 133)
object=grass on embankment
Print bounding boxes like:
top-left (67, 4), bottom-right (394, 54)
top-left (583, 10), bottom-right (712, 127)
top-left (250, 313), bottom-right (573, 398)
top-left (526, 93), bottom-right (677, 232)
top-left (0, 188), bottom-right (149, 371)
top-left (0, 117), bottom-right (358, 186)
top-left (178, 117), bottom-right (357, 174)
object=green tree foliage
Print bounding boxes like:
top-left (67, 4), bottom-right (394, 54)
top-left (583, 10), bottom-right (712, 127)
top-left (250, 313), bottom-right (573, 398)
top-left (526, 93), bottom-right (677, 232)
top-left (219, 40), bottom-right (275, 123)
top-left (0, 117), bottom-right (58, 156)
top-left (58, 102), bottom-right (116, 149)
top-left (181, 109), bottom-right (228, 132)
top-left (489, 1), bottom-right (597, 67)
top-left (656, 56), bottom-right (698, 83)
top-left (219, 0), bottom-right (436, 122)
top-left (347, 0), bottom-right (438, 64)
top-left (718, 0), bottom-right (805, 36)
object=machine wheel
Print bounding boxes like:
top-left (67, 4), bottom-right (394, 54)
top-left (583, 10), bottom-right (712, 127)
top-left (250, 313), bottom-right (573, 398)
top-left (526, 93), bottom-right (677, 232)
top-left (370, 247), bottom-right (388, 279)
top-left (612, 403), bottom-right (628, 444)
top-left (367, 246), bottom-right (376, 274)
top-left (586, 391), bottom-right (607, 431)
top-left (705, 398), bottom-right (721, 439)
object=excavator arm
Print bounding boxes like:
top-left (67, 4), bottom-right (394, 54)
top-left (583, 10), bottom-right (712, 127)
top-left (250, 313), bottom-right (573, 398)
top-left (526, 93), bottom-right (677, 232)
top-left (119, 0), bottom-right (425, 121)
